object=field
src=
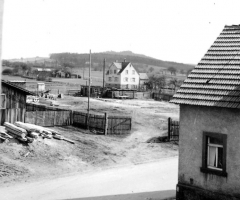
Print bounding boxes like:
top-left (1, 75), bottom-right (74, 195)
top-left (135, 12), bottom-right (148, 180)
top-left (0, 96), bottom-right (179, 186)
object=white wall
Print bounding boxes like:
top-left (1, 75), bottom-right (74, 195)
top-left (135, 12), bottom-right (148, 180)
top-left (120, 63), bottom-right (139, 88)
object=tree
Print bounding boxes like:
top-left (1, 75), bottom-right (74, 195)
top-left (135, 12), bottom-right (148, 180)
top-left (148, 67), bottom-right (154, 73)
top-left (180, 69), bottom-right (185, 74)
top-left (2, 68), bottom-right (12, 75)
top-left (168, 67), bottom-right (177, 75)
top-left (145, 75), bottom-right (166, 91)
top-left (169, 78), bottom-right (183, 90)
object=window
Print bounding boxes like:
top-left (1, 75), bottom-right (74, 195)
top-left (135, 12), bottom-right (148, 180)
top-left (132, 70), bottom-right (135, 75)
top-left (114, 77), bottom-right (118, 82)
top-left (200, 132), bottom-right (227, 177)
top-left (132, 78), bottom-right (135, 82)
top-left (125, 70), bottom-right (128, 75)
top-left (114, 70), bottom-right (117, 74)
top-left (125, 77), bottom-right (128, 82)
top-left (108, 77), bottom-right (112, 81)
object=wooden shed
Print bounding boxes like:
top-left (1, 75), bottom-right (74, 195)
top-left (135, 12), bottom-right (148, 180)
top-left (0, 80), bottom-right (35, 125)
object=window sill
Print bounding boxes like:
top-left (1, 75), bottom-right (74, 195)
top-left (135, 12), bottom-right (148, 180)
top-left (200, 167), bottom-right (227, 177)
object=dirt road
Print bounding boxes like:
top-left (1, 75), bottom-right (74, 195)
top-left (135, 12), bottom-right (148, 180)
top-left (0, 157), bottom-right (178, 200)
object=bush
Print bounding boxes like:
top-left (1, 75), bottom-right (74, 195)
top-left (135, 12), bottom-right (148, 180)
top-left (2, 68), bottom-right (13, 75)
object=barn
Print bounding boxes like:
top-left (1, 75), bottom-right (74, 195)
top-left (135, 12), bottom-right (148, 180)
top-left (0, 80), bottom-right (35, 125)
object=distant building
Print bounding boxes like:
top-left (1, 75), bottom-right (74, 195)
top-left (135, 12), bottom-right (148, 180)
top-left (105, 60), bottom-right (139, 89)
top-left (139, 73), bottom-right (149, 90)
top-left (171, 24), bottom-right (240, 200)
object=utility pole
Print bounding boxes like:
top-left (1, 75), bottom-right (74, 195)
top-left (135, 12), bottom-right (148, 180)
top-left (83, 58), bottom-right (85, 79)
top-left (102, 58), bottom-right (106, 96)
top-left (87, 50), bottom-right (91, 129)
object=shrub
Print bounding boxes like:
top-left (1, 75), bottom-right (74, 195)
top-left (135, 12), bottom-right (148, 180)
top-left (2, 68), bottom-right (13, 75)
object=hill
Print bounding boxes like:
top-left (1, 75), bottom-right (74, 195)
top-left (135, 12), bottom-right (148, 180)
top-left (7, 57), bottom-right (56, 63)
top-left (50, 51), bottom-right (195, 72)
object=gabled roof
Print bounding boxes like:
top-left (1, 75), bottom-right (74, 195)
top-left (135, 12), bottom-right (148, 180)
top-left (118, 62), bottom-right (130, 74)
top-left (112, 62), bottom-right (122, 69)
top-left (139, 73), bottom-right (149, 80)
top-left (2, 80), bottom-right (35, 95)
top-left (171, 25), bottom-right (240, 109)
top-left (108, 61), bottom-right (131, 75)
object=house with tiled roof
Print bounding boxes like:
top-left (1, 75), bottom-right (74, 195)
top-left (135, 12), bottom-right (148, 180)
top-left (105, 60), bottom-right (139, 89)
top-left (171, 25), bottom-right (240, 200)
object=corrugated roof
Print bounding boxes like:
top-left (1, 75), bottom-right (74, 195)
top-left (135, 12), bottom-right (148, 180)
top-left (171, 25), bottom-right (240, 108)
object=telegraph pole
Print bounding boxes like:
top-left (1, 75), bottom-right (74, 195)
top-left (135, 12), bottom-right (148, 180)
top-left (102, 58), bottom-right (106, 96)
top-left (87, 50), bottom-right (91, 129)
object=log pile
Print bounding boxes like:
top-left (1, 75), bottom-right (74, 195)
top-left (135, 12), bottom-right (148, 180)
top-left (0, 122), bottom-right (74, 144)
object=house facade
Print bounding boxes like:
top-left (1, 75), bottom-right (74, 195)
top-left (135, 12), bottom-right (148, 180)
top-left (105, 60), bottom-right (139, 89)
top-left (171, 25), bottom-right (240, 200)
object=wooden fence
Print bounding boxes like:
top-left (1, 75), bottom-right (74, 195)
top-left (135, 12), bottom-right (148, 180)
top-left (25, 110), bottom-right (72, 127)
top-left (72, 112), bottom-right (132, 135)
top-left (168, 117), bottom-right (179, 141)
top-left (72, 111), bottom-right (105, 133)
top-left (25, 103), bottom-right (132, 135)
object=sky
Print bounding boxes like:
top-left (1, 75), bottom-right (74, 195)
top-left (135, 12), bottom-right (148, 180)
top-left (2, 0), bottom-right (240, 64)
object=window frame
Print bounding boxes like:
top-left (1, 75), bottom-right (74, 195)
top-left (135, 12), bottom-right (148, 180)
top-left (125, 70), bottom-right (128, 75)
top-left (108, 77), bottom-right (112, 82)
top-left (125, 77), bottom-right (128, 82)
top-left (132, 78), bottom-right (135, 82)
top-left (132, 70), bottom-right (135, 75)
top-left (200, 131), bottom-right (227, 177)
top-left (114, 77), bottom-right (118, 82)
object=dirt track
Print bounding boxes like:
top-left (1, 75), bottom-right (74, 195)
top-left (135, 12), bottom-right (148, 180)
top-left (0, 157), bottom-right (178, 200)
top-left (0, 98), bottom-right (179, 187)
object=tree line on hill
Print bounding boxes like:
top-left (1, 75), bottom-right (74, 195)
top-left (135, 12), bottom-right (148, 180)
top-left (50, 52), bottom-right (194, 72)
top-left (2, 60), bottom-right (76, 81)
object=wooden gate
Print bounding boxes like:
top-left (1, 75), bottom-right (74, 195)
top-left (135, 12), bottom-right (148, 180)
top-left (25, 110), bottom-right (72, 127)
top-left (107, 116), bottom-right (132, 135)
top-left (168, 117), bottom-right (179, 141)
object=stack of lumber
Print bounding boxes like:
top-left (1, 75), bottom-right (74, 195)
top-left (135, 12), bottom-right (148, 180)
top-left (4, 122), bottom-right (28, 142)
top-left (14, 122), bottom-right (52, 139)
top-left (0, 121), bottom-right (75, 144)
top-left (0, 126), bottom-right (13, 141)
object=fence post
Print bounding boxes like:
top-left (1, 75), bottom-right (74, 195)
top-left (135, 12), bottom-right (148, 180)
top-left (70, 110), bottom-right (73, 125)
top-left (54, 111), bottom-right (56, 126)
top-left (104, 112), bottom-right (108, 135)
top-left (168, 117), bottom-right (171, 141)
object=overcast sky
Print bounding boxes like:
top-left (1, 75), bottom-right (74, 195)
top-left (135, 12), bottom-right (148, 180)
top-left (2, 0), bottom-right (240, 64)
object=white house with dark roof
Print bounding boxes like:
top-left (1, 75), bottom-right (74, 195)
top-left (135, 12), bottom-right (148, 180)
top-left (105, 60), bottom-right (139, 89)
top-left (171, 24), bottom-right (240, 200)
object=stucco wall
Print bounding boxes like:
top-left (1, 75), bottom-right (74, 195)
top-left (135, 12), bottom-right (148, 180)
top-left (105, 64), bottom-right (121, 85)
top-left (120, 63), bottom-right (139, 87)
top-left (179, 104), bottom-right (240, 196)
